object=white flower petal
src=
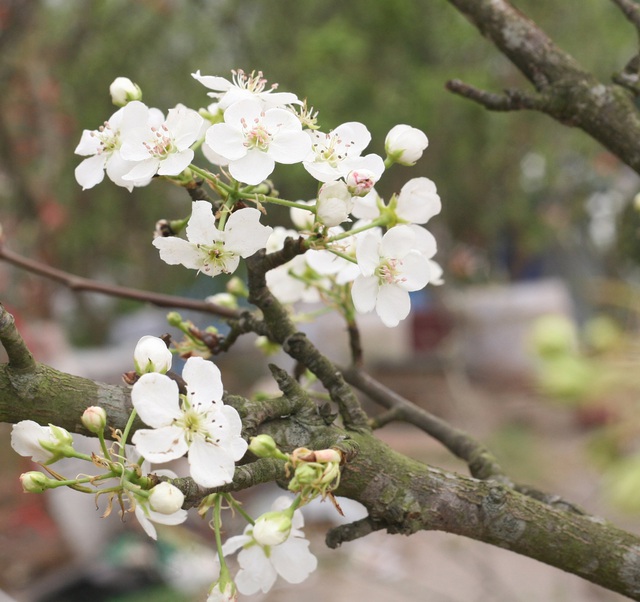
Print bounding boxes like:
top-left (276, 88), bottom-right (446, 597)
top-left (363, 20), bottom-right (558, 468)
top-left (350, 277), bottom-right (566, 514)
top-left (188, 437), bottom-right (236, 488)
top-left (157, 149), bottom-right (193, 176)
top-left (186, 201), bottom-right (219, 246)
top-left (75, 155), bottom-right (107, 190)
top-left (355, 230), bottom-right (382, 276)
top-left (132, 425), bottom-right (189, 463)
top-left (351, 275), bottom-right (379, 314)
top-left (270, 537), bottom-right (318, 584)
top-left (11, 421), bottom-right (55, 463)
top-left (224, 208), bottom-right (272, 257)
top-left (182, 356), bottom-right (223, 410)
top-left (153, 237), bottom-right (205, 270)
top-left (131, 373), bottom-right (181, 427)
top-left (228, 150), bottom-right (275, 185)
top-left (236, 546), bottom-right (278, 595)
top-left (398, 251), bottom-right (431, 291)
top-left (379, 225), bottom-right (415, 259)
top-left (376, 284), bottom-right (411, 327)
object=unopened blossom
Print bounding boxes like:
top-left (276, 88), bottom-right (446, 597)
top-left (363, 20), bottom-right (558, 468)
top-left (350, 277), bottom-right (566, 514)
top-left (207, 579), bottom-right (237, 602)
top-left (385, 124), bottom-right (429, 166)
top-left (223, 496), bottom-right (317, 595)
top-left (346, 168), bottom-right (377, 197)
top-left (303, 122), bottom-right (384, 183)
top-left (148, 482), bottom-right (185, 515)
top-left (131, 356), bottom-right (247, 488)
top-left (395, 177), bottom-right (441, 224)
top-left (20, 471), bottom-right (52, 493)
top-left (134, 335), bottom-right (173, 375)
top-left (133, 492), bottom-right (188, 540)
top-left (192, 69), bottom-right (299, 110)
top-left (316, 180), bottom-right (353, 227)
top-left (352, 225), bottom-right (431, 327)
top-left (109, 77), bottom-right (142, 107)
top-left (120, 105), bottom-right (204, 181)
top-left (153, 201), bottom-right (272, 277)
top-left (252, 510), bottom-right (293, 546)
top-left (206, 98), bottom-right (311, 185)
top-left (289, 201), bottom-right (315, 231)
top-left (74, 101), bottom-right (161, 191)
top-left (11, 420), bottom-right (74, 464)
top-left (81, 406), bottom-right (107, 434)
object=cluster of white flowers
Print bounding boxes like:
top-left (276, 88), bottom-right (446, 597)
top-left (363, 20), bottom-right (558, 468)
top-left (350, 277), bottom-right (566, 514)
top-left (10, 335), bottom-right (321, 600)
top-left (75, 70), bottom-right (443, 328)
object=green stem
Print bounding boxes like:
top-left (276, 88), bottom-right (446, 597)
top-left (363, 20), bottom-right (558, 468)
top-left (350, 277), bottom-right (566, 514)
top-left (223, 492), bottom-right (255, 525)
top-left (120, 409), bottom-right (138, 451)
top-left (326, 216), bottom-right (389, 243)
top-left (98, 431), bottom-right (111, 462)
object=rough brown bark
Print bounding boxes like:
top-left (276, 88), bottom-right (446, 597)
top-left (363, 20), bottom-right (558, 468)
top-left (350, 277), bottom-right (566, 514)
top-left (446, 0), bottom-right (640, 175)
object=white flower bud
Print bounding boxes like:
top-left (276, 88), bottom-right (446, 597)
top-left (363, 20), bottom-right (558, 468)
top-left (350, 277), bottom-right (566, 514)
top-left (205, 293), bottom-right (238, 310)
top-left (109, 77), bottom-right (142, 107)
top-left (81, 406), bottom-right (107, 434)
top-left (20, 471), bottom-right (52, 493)
top-left (346, 169), bottom-right (377, 197)
top-left (252, 510), bottom-right (293, 546)
top-left (148, 482), bottom-right (185, 515)
top-left (289, 200), bottom-right (315, 231)
top-left (385, 124), bottom-right (429, 166)
top-left (207, 580), bottom-right (237, 602)
top-left (134, 335), bottom-right (172, 375)
top-left (316, 181), bottom-right (353, 227)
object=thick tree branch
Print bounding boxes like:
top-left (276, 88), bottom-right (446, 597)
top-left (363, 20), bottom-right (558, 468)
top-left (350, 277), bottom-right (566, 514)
top-left (1, 349), bottom-right (639, 598)
top-left (446, 0), bottom-right (640, 175)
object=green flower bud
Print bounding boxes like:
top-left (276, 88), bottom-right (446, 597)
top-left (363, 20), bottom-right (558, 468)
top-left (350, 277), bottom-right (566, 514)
top-left (20, 471), bottom-right (53, 493)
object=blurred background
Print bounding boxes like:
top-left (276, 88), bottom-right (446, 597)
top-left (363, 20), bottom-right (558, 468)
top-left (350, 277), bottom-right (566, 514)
top-left (2, 0), bottom-right (640, 600)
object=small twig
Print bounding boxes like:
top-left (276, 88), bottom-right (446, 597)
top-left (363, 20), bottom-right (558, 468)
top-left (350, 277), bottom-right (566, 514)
top-left (0, 304), bottom-right (36, 371)
top-left (347, 320), bottom-right (363, 368)
top-left (342, 366), bottom-right (509, 482)
top-left (325, 516), bottom-right (383, 549)
top-left (446, 80), bottom-right (544, 112)
top-left (0, 243), bottom-right (240, 319)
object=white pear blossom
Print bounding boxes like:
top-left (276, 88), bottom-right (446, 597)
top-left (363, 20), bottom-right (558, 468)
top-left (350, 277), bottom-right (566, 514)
top-left (223, 496), bottom-right (317, 595)
top-left (131, 356), bottom-right (247, 488)
top-left (192, 69), bottom-right (299, 110)
top-left (153, 201), bottom-right (272, 277)
top-left (352, 188), bottom-right (383, 220)
top-left (11, 420), bottom-right (73, 464)
top-left (303, 122), bottom-right (384, 183)
top-left (305, 225), bottom-right (364, 285)
top-left (385, 124), bottom-right (429, 166)
top-left (134, 335), bottom-right (173, 374)
top-left (148, 482), bottom-right (185, 515)
top-left (120, 105), bottom-right (204, 181)
top-left (205, 99), bottom-right (311, 185)
top-left (74, 101), bottom-right (161, 191)
top-left (81, 406), bottom-right (107, 434)
top-left (109, 77), bottom-right (142, 107)
top-left (395, 177), bottom-right (441, 224)
top-left (316, 180), bottom-right (353, 227)
top-left (352, 225), bottom-right (431, 327)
